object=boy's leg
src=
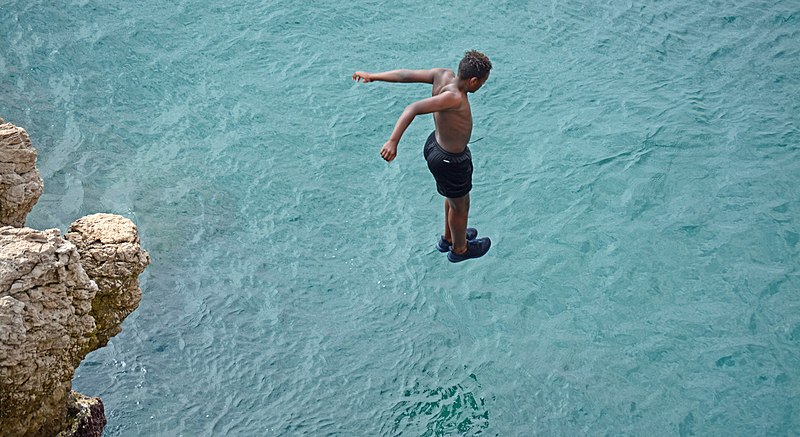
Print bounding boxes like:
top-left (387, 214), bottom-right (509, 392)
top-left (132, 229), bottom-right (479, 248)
top-left (443, 199), bottom-right (452, 243)
top-left (447, 194), bottom-right (470, 254)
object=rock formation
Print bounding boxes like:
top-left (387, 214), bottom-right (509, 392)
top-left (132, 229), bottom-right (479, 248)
top-left (0, 117), bottom-right (44, 227)
top-left (65, 213), bottom-right (150, 349)
top-left (0, 226), bottom-right (98, 436)
top-left (0, 143), bottom-right (150, 435)
top-left (57, 392), bottom-right (107, 437)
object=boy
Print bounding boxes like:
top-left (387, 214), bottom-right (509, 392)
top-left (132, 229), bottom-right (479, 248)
top-left (353, 50), bottom-right (492, 262)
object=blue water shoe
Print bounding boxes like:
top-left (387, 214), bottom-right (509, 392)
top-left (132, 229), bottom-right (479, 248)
top-left (436, 228), bottom-right (478, 252)
top-left (447, 237), bottom-right (491, 263)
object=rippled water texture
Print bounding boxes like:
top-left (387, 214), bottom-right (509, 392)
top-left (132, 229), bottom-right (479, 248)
top-left (2, 0), bottom-right (799, 435)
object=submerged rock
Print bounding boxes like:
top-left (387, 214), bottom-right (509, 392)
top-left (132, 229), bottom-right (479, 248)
top-left (0, 117), bottom-right (44, 227)
top-left (57, 391), bottom-right (107, 437)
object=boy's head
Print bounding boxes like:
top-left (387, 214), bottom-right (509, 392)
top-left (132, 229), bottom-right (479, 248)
top-left (458, 50), bottom-right (492, 92)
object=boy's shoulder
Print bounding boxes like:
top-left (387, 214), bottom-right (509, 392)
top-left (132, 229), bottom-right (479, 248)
top-left (432, 68), bottom-right (455, 77)
top-left (431, 68), bottom-right (456, 88)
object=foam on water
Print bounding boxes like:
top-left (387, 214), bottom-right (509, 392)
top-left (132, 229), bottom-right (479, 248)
top-left (2, 0), bottom-right (799, 435)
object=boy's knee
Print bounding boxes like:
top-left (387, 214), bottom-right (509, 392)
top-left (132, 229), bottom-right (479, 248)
top-left (446, 196), bottom-right (469, 211)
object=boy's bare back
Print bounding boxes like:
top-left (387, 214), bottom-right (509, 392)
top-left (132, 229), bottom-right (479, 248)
top-left (430, 69), bottom-right (475, 154)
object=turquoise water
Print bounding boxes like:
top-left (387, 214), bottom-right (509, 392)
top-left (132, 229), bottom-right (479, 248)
top-left (2, 0), bottom-right (800, 435)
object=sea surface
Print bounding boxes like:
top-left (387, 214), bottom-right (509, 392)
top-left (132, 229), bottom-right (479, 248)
top-left (2, 0), bottom-right (799, 435)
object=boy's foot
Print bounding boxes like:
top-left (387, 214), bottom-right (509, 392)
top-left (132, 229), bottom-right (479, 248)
top-left (436, 228), bottom-right (478, 252)
top-left (447, 237), bottom-right (491, 263)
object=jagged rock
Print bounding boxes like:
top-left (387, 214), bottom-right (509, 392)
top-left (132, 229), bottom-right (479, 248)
top-left (0, 226), bottom-right (98, 437)
top-left (57, 391), bottom-right (107, 437)
top-left (0, 215), bottom-right (150, 437)
top-left (0, 117), bottom-right (44, 227)
top-left (0, 116), bottom-right (148, 436)
top-left (65, 213), bottom-right (151, 348)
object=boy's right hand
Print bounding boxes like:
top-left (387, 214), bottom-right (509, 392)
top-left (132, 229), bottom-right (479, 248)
top-left (380, 140), bottom-right (398, 162)
top-left (352, 71), bottom-right (373, 83)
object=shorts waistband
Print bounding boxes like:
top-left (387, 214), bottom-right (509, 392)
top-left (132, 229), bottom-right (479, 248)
top-left (428, 131), bottom-right (469, 157)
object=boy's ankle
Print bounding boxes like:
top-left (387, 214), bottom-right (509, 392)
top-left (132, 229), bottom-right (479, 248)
top-left (452, 245), bottom-right (467, 255)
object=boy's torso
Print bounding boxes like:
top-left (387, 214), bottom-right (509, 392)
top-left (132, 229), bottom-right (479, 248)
top-left (431, 69), bottom-right (472, 154)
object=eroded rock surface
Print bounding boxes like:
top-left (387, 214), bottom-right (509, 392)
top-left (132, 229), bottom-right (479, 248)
top-left (0, 226), bottom-right (97, 437)
top-left (0, 215), bottom-right (150, 437)
top-left (57, 391), bottom-right (107, 437)
top-left (0, 117), bottom-right (44, 227)
top-left (66, 213), bottom-right (151, 348)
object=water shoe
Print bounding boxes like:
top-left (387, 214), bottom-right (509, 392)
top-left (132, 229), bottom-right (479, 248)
top-left (436, 228), bottom-right (478, 252)
top-left (447, 237), bottom-right (491, 263)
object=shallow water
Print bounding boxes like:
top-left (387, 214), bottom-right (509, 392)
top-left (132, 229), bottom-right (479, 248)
top-left (2, 0), bottom-right (799, 435)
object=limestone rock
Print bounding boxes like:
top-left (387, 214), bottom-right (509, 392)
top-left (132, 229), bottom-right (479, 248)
top-left (56, 391), bottom-right (107, 437)
top-left (65, 213), bottom-right (151, 348)
top-left (0, 117), bottom-right (44, 227)
top-left (0, 214), bottom-right (150, 436)
top-left (0, 117), bottom-right (149, 436)
top-left (0, 226), bottom-right (98, 437)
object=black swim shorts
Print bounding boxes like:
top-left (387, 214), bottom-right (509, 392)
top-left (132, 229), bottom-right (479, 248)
top-left (423, 131), bottom-right (473, 198)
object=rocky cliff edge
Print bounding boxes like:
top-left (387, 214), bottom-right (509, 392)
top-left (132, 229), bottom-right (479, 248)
top-left (0, 118), bottom-right (150, 437)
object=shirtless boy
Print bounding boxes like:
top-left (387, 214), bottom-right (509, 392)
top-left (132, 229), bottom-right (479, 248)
top-left (353, 50), bottom-right (492, 262)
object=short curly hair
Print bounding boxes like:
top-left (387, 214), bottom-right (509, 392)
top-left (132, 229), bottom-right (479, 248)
top-left (458, 50), bottom-right (492, 80)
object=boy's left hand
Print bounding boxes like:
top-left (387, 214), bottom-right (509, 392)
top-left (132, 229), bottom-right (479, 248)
top-left (353, 71), bottom-right (373, 82)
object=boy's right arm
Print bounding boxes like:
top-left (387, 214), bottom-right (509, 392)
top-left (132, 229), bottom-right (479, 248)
top-left (352, 68), bottom-right (446, 84)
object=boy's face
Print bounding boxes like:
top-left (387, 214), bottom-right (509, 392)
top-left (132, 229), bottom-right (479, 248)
top-left (468, 74), bottom-right (489, 93)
